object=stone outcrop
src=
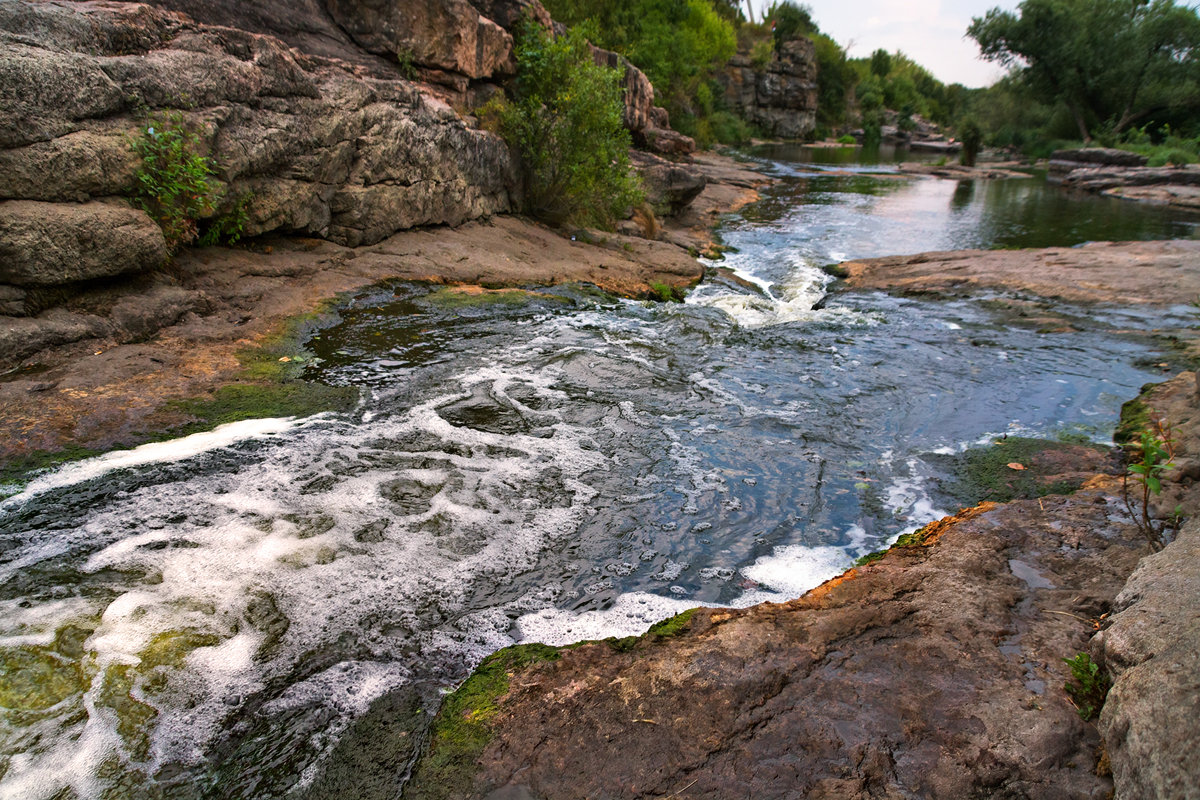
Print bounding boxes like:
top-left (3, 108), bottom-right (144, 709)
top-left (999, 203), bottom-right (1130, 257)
top-left (1095, 520), bottom-right (1200, 800)
top-left (0, 200), bottom-right (167, 287)
top-left (407, 490), bottom-right (1148, 799)
top-left (630, 150), bottom-right (706, 214)
top-left (719, 37), bottom-right (817, 139)
top-left (0, 0), bottom-right (701, 309)
top-left (1046, 147), bottom-right (1200, 210)
top-left (1051, 148), bottom-right (1149, 168)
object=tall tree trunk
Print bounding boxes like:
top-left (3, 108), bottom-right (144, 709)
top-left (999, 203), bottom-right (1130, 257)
top-left (1068, 102), bottom-right (1091, 143)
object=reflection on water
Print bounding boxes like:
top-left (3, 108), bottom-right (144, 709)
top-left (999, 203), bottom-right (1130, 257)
top-left (0, 150), bottom-right (1190, 799)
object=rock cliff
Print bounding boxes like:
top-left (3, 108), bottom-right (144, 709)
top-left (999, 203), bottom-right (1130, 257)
top-left (718, 37), bottom-right (817, 139)
top-left (0, 0), bottom-right (694, 319)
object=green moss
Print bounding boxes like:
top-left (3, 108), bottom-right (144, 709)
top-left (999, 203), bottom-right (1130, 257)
top-left (405, 643), bottom-right (562, 800)
top-left (821, 263), bottom-right (850, 279)
top-left (648, 282), bottom-right (685, 303)
top-left (958, 437), bottom-right (1072, 503)
top-left (853, 526), bottom-right (929, 567)
top-left (605, 608), bottom-right (696, 652)
top-left (1115, 383), bottom-right (1159, 447)
top-left (0, 445), bottom-right (103, 496)
top-left (170, 381), bottom-right (356, 431)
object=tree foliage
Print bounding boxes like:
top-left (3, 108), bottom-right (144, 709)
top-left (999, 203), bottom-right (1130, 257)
top-left (541, 0), bottom-right (736, 117)
top-left (968, 0), bottom-right (1200, 141)
top-left (493, 21), bottom-right (643, 228)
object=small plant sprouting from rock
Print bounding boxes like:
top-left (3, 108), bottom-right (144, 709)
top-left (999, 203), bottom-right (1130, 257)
top-left (1122, 415), bottom-right (1181, 552)
top-left (197, 192), bottom-right (253, 248)
top-left (130, 111), bottom-right (215, 252)
top-left (395, 46), bottom-right (419, 79)
top-left (1063, 652), bottom-right (1111, 721)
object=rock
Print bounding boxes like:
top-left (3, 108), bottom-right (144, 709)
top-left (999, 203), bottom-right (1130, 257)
top-left (591, 44), bottom-right (693, 156)
top-left (407, 494), bottom-right (1148, 799)
top-left (0, 285), bottom-right (25, 316)
top-left (325, 0), bottom-right (514, 79)
top-left (1051, 148), bottom-right (1149, 168)
top-left (0, 200), bottom-right (167, 286)
top-left (0, 1), bottom-right (518, 251)
top-left (630, 151), bottom-right (707, 214)
top-left (1094, 518), bottom-right (1200, 800)
top-left (717, 36), bottom-right (817, 139)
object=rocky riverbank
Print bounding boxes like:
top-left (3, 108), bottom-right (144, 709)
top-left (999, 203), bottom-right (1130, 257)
top-left (0, 0), bottom-right (769, 479)
top-left (0, 150), bottom-right (765, 476)
top-left (1050, 148), bottom-right (1200, 212)
top-left (403, 245), bottom-right (1200, 800)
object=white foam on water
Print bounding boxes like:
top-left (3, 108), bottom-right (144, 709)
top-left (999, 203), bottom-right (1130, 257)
top-left (516, 591), bottom-right (699, 646)
top-left (2, 417), bottom-right (304, 507)
top-left (0, 360), bottom-right (618, 799)
top-left (689, 252), bottom-right (875, 329)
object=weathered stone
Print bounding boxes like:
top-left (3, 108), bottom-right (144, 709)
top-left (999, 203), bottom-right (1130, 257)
top-left (407, 492), bottom-right (1147, 799)
top-left (1095, 517), bottom-right (1200, 800)
top-left (631, 150), bottom-right (707, 214)
top-left (325, 0), bottom-right (514, 79)
top-left (717, 36), bottom-right (817, 139)
top-left (1051, 148), bottom-right (1149, 168)
top-left (0, 127), bottom-right (141, 202)
top-left (0, 285), bottom-right (25, 317)
top-left (0, 201), bottom-right (167, 287)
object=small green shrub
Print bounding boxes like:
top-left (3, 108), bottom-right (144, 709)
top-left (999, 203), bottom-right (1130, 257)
top-left (198, 191), bottom-right (252, 247)
top-left (497, 20), bottom-right (643, 228)
top-left (837, 134), bottom-right (856, 145)
top-left (395, 46), bottom-right (419, 79)
top-left (750, 38), bottom-right (774, 68)
top-left (959, 118), bottom-right (983, 167)
top-left (130, 111), bottom-right (215, 252)
top-left (1063, 652), bottom-right (1111, 721)
top-left (1122, 418), bottom-right (1180, 552)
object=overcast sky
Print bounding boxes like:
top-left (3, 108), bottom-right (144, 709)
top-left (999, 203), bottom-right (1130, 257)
top-left (741, 0), bottom-right (1020, 88)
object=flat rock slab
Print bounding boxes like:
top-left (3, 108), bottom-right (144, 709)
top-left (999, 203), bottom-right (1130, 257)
top-left (840, 240), bottom-right (1200, 306)
top-left (409, 490), bottom-right (1148, 800)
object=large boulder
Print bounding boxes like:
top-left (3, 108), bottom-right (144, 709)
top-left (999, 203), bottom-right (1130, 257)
top-left (0, 200), bottom-right (167, 287)
top-left (1050, 148), bottom-right (1148, 167)
top-left (630, 150), bottom-right (706, 213)
top-left (1094, 518), bottom-right (1200, 800)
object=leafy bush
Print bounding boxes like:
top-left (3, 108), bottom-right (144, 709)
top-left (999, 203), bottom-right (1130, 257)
top-left (198, 192), bottom-right (253, 247)
top-left (836, 134), bottom-right (856, 144)
top-left (130, 111), bottom-right (215, 252)
top-left (495, 21), bottom-right (643, 227)
top-left (1123, 418), bottom-right (1181, 551)
top-left (771, 1), bottom-right (818, 48)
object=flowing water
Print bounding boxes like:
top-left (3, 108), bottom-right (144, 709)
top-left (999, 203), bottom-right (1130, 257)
top-left (2, 150), bottom-right (1197, 799)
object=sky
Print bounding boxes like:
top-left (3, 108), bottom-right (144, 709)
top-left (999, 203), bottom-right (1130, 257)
top-left (741, 0), bottom-right (1020, 88)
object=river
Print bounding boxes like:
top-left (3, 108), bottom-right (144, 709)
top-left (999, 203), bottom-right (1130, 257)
top-left (1, 148), bottom-right (1197, 799)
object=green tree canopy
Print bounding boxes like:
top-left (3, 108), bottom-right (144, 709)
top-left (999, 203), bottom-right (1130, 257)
top-left (542, 0), bottom-right (736, 117)
top-left (968, 0), bottom-right (1200, 141)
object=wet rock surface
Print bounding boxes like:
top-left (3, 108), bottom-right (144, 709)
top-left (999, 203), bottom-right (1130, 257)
top-left (407, 494), bottom-right (1146, 799)
top-left (840, 240), bottom-right (1200, 306)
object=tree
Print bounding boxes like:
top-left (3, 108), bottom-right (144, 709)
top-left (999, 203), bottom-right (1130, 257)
top-left (495, 21), bottom-right (643, 227)
top-left (869, 48), bottom-right (892, 78)
top-left (968, 0), bottom-right (1200, 142)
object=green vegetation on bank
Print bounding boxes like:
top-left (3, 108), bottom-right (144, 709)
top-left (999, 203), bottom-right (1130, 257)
top-left (130, 111), bottom-right (250, 252)
top-left (486, 20), bottom-right (643, 227)
top-left (966, 0), bottom-right (1200, 155)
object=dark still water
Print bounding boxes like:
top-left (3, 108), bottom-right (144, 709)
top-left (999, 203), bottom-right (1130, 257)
top-left (0, 150), bottom-right (1193, 799)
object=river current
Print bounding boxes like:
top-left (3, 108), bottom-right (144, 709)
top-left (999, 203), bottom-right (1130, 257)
top-left (2, 149), bottom-right (1197, 798)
